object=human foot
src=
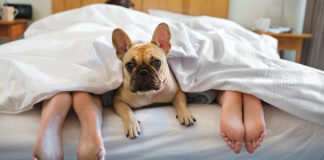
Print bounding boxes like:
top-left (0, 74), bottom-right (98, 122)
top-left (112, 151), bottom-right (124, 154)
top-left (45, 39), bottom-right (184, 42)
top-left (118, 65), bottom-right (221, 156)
top-left (72, 92), bottom-right (106, 160)
top-left (220, 106), bottom-right (245, 153)
top-left (32, 92), bottom-right (72, 160)
top-left (77, 127), bottom-right (106, 160)
top-left (32, 126), bottom-right (64, 160)
top-left (219, 91), bottom-right (245, 154)
top-left (243, 94), bottom-right (266, 153)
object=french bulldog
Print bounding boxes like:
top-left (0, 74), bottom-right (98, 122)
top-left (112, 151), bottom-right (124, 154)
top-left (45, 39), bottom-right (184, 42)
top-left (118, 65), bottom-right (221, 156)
top-left (112, 23), bottom-right (196, 139)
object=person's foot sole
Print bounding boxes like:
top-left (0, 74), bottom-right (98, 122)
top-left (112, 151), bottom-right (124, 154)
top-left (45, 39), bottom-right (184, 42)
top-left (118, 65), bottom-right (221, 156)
top-left (219, 91), bottom-right (245, 154)
top-left (243, 93), bottom-right (266, 154)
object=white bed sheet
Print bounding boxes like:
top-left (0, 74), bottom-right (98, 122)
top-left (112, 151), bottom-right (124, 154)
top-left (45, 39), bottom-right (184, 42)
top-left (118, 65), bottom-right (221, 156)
top-left (1, 103), bottom-right (323, 160)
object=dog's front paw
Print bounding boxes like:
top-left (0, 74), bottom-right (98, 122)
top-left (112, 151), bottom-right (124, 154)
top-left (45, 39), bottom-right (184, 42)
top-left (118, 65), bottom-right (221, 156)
top-left (123, 118), bottom-right (141, 139)
top-left (176, 111), bottom-right (196, 127)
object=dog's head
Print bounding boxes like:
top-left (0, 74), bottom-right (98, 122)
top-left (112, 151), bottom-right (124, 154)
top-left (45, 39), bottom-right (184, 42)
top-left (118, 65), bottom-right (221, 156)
top-left (112, 23), bottom-right (171, 95)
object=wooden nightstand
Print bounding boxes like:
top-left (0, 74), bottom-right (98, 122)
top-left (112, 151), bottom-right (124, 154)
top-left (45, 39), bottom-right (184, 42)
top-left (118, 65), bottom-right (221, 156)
top-left (0, 19), bottom-right (28, 41)
top-left (255, 31), bottom-right (312, 63)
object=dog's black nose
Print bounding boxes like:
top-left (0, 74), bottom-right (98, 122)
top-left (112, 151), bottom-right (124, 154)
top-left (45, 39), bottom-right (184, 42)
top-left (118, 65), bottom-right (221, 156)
top-left (138, 68), bottom-right (149, 76)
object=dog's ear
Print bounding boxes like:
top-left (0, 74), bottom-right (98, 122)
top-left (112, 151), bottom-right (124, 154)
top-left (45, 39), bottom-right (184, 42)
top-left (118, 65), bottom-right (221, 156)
top-left (151, 23), bottom-right (171, 54)
top-left (112, 29), bottom-right (132, 59)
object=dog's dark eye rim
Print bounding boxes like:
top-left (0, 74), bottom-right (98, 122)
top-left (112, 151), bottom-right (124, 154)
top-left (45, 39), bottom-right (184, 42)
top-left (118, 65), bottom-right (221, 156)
top-left (126, 62), bottom-right (135, 71)
top-left (152, 59), bottom-right (162, 67)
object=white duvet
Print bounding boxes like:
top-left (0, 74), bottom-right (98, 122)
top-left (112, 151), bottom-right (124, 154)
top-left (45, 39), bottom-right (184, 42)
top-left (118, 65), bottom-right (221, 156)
top-left (0, 4), bottom-right (323, 126)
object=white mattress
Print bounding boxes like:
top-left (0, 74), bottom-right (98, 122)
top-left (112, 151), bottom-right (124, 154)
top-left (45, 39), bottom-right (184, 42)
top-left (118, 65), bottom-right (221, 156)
top-left (0, 103), bottom-right (323, 160)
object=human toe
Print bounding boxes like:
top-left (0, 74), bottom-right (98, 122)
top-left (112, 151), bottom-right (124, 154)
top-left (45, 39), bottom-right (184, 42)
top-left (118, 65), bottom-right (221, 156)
top-left (245, 141), bottom-right (254, 154)
top-left (234, 142), bottom-right (243, 154)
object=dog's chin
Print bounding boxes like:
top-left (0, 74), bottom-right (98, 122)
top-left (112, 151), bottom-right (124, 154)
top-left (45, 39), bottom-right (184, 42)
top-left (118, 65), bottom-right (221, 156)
top-left (130, 85), bottom-right (162, 95)
top-left (136, 90), bottom-right (155, 96)
top-left (130, 82), bottom-right (161, 95)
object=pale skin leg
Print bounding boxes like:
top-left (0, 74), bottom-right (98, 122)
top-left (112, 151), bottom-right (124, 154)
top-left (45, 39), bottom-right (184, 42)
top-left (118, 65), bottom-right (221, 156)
top-left (217, 90), bottom-right (244, 154)
top-left (72, 91), bottom-right (106, 160)
top-left (32, 92), bottom-right (72, 160)
top-left (243, 93), bottom-right (266, 153)
top-left (113, 97), bottom-right (141, 139)
top-left (172, 90), bottom-right (196, 126)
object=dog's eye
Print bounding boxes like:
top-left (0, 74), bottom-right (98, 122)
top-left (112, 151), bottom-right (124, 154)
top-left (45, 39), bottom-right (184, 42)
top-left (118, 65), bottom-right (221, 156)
top-left (152, 60), bottom-right (162, 69)
top-left (126, 62), bottom-right (135, 72)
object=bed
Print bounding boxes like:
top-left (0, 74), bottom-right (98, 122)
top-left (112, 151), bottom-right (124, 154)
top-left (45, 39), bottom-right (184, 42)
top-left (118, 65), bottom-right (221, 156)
top-left (1, 103), bottom-right (324, 160)
top-left (0, 1), bottom-right (324, 160)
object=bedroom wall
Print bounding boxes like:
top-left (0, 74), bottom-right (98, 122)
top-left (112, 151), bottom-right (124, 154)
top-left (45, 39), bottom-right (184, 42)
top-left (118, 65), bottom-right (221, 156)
top-left (228, 0), bottom-right (307, 61)
top-left (228, 0), bottom-right (306, 32)
top-left (0, 0), bottom-right (51, 22)
top-left (0, 0), bottom-right (51, 44)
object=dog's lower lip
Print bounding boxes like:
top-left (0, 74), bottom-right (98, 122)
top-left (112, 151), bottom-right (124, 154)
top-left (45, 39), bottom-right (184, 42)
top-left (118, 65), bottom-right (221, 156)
top-left (153, 86), bottom-right (160, 90)
top-left (138, 87), bottom-right (152, 92)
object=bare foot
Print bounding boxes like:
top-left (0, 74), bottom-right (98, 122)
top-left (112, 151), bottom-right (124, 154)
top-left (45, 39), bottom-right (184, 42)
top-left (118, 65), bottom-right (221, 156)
top-left (218, 91), bottom-right (245, 154)
top-left (243, 93), bottom-right (266, 154)
top-left (32, 126), bottom-right (64, 160)
top-left (72, 92), bottom-right (106, 160)
top-left (32, 92), bottom-right (72, 160)
top-left (77, 126), bottom-right (106, 160)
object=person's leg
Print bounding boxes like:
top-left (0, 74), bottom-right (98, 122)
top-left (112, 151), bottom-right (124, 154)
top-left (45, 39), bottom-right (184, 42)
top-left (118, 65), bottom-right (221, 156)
top-left (243, 93), bottom-right (266, 153)
top-left (217, 90), bottom-right (244, 154)
top-left (32, 92), bottom-right (72, 160)
top-left (72, 91), bottom-right (105, 160)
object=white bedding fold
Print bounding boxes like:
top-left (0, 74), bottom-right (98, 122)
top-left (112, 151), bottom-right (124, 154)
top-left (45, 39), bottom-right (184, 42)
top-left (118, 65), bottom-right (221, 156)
top-left (0, 4), bottom-right (323, 125)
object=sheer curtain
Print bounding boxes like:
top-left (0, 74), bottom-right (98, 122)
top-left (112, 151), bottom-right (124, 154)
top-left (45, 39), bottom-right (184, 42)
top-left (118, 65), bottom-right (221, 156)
top-left (301, 0), bottom-right (324, 70)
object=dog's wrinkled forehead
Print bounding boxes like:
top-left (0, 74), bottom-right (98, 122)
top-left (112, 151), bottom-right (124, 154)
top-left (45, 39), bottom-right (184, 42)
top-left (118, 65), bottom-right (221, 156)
top-left (123, 43), bottom-right (165, 63)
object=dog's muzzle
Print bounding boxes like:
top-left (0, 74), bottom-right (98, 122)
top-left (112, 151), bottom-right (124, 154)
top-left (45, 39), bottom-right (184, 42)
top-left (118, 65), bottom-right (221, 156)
top-left (130, 67), bottom-right (161, 93)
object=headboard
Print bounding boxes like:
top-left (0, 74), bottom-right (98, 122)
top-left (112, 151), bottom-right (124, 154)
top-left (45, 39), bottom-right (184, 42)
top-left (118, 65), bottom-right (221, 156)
top-left (52, 0), bottom-right (229, 18)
